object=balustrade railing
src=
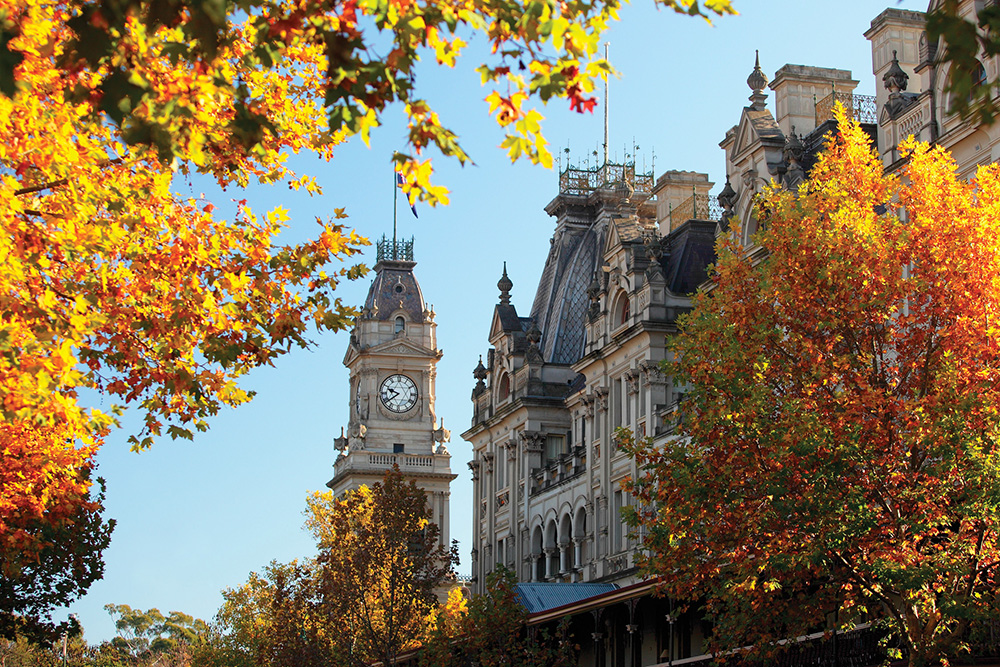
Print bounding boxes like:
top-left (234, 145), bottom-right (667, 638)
top-left (815, 91), bottom-right (877, 126)
top-left (559, 162), bottom-right (654, 196)
top-left (670, 193), bottom-right (721, 226)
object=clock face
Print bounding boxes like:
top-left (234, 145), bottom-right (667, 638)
top-left (379, 374), bottom-right (418, 413)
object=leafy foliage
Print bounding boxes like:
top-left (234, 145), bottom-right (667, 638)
top-left (0, 0), bottom-right (734, 196)
top-left (421, 566), bottom-right (577, 667)
top-left (927, 0), bottom-right (1000, 124)
top-left (104, 604), bottom-right (211, 660)
top-left (0, 445), bottom-right (113, 646)
top-left (212, 561), bottom-right (338, 667)
top-left (625, 110), bottom-right (1000, 667)
top-left (212, 469), bottom-right (457, 667)
top-left (306, 468), bottom-right (458, 666)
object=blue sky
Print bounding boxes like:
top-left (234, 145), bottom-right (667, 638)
top-left (66, 0), bottom-right (926, 642)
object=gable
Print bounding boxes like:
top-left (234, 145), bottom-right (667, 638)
top-left (365, 337), bottom-right (437, 359)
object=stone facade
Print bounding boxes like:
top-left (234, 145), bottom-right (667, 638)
top-left (461, 2), bottom-right (1000, 666)
top-left (461, 161), bottom-right (716, 594)
top-left (328, 240), bottom-right (456, 549)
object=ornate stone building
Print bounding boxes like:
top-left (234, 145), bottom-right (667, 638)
top-left (328, 237), bottom-right (455, 549)
top-left (461, 160), bottom-right (718, 593)
top-left (460, 3), bottom-right (1000, 666)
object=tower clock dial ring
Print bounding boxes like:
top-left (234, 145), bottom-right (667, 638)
top-left (379, 374), bottom-right (418, 413)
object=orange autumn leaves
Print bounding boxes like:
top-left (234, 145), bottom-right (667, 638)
top-left (0, 423), bottom-right (95, 557)
top-left (626, 111), bottom-right (1000, 666)
top-left (0, 0), bottom-right (369, 590)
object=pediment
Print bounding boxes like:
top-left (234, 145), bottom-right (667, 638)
top-left (732, 112), bottom-right (758, 158)
top-left (344, 344), bottom-right (360, 367)
top-left (366, 337), bottom-right (437, 358)
top-left (604, 220), bottom-right (624, 255)
top-left (489, 304), bottom-right (523, 342)
top-left (732, 108), bottom-right (784, 161)
top-left (489, 310), bottom-right (505, 340)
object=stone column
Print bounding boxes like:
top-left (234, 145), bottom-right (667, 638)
top-left (544, 547), bottom-right (557, 579)
top-left (559, 542), bottom-right (569, 574)
top-left (530, 554), bottom-right (540, 582)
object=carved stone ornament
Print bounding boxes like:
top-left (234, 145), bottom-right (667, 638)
top-left (348, 422), bottom-right (367, 450)
top-left (468, 459), bottom-right (481, 481)
top-left (581, 394), bottom-right (595, 418)
top-left (519, 430), bottom-right (544, 453)
top-left (483, 452), bottom-right (495, 474)
top-left (639, 360), bottom-right (667, 384)
top-left (594, 387), bottom-right (609, 412)
top-left (505, 439), bottom-right (518, 461)
top-left (747, 49), bottom-right (768, 109)
top-left (525, 320), bottom-right (544, 365)
top-left (334, 427), bottom-right (349, 452)
top-left (624, 369), bottom-right (639, 395)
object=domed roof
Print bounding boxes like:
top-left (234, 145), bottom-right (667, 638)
top-left (363, 259), bottom-right (426, 322)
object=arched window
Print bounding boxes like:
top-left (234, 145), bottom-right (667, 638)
top-left (612, 291), bottom-right (630, 328)
top-left (394, 316), bottom-right (405, 334)
top-left (498, 373), bottom-right (511, 400)
top-left (970, 60), bottom-right (987, 101)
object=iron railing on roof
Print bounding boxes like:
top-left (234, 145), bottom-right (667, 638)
top-left (815, 91), bottom-right (878, 125)
top-left (376, 235), bottom-right (414, 262)
top-left (669, 192), bottom-right (722, 226)
top-left (559, 161), bottom-right (654, 196)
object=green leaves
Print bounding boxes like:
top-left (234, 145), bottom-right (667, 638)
top-left (0, 26), bottom-right (24, 97)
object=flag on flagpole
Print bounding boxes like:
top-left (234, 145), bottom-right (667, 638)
top-left (396, 172), bottom-right (418, 219)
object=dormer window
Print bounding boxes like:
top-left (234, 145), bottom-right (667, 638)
top-left (394, 316), bottom-right (405, 334)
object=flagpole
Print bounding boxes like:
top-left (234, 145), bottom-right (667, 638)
top-left (392, 167), bottom-right (398, 259)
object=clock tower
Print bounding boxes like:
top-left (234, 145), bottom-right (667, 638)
top-left (328, 237), bottom-right (455, 548)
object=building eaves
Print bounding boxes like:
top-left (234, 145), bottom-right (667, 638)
top-left (514, 582), bottom-right (620, 614)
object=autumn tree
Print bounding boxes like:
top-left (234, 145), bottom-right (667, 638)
top-left (0, 0), bottom-right (734, 638)
top-left (306, 468), bottom-right (458, 667)
top-left (421, 566), bottom-right (576, 667)
top-left (0, 435), bottom-right (113, 644)
top-left (209, 470), bottom-right (456, 667)
top-left (211, 561), bottom-right (337, 667)
top-left (625, 112), bottom-right (1000, 667)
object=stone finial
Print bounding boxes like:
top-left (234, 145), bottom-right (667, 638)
top-left (783, 127), bottom-right (805, 190)
top-left (586, 274), bottom-right (602, 302)
top-left (883, 50), bottom-right (908, 94)
top-left (747, 50), bottom-right (768, 109)
top-left (497, 262), bottom-right (513, 305)
top-left (783, 126), bottom-right (804, 162)
top-left (526, 320), bottom-right (541, 345)
top-left (473, 356), bottom-right (487, 381)
top-left (717, 178), bottom-right (737, 214)
top-left (643, 234), bottom-right (663, 262)
top-left (472, 356), bottom-right (487, 396)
